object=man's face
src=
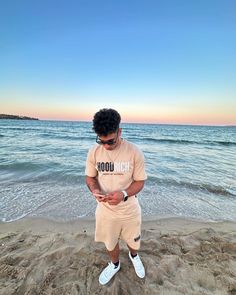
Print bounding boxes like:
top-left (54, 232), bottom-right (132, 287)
top-left (96, 128), bottom-right (122, 150)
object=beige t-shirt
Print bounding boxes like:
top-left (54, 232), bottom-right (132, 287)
top-left (85, 139), bottom-right (147, 219)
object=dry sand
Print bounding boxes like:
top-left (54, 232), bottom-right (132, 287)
top-left (0, 217), bottom-right (236, 295)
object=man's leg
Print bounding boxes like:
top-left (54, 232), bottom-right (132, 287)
top-left (108, 242), bottom-right (120, 264)
top-left (127, 244), bottom-right (137, 257)
top-left (99, 243), bottom-right (121, 285)
top-left (127, 244), bottom-right (145, 279)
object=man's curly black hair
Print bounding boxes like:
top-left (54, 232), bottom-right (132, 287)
top-left (93, 108), bottom-right (121, 136)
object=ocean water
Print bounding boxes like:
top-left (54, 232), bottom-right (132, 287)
top-left (0, 120), bottom-right (236, 223)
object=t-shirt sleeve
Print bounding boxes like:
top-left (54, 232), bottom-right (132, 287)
top-left (133, 147), bottom-right (147, 181)
top-left (85, 146), bottom-right (98, 177)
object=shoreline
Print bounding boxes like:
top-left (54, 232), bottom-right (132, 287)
top-left (1, 214), bottom-right (236, 229)
top-left (2, 209), bottom-right (236, 225)
top-left (1, 216), bottom-right (236, 294)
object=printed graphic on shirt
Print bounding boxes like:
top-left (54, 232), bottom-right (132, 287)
top-left (96, 161), bottom-right (130, 175)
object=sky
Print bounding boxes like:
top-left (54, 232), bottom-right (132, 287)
top-left (0, 0), bottom-right (236, 125)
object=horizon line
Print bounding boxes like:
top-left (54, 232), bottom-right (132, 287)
top-left (1, 114), bottom-right (235, 127)
top-left (42, 119), bottom-right (236, 127)
top-left (33, 117), bottom-right (236, 127)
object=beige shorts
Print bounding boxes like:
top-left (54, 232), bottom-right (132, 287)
top-left (95, 208), bottom-right (141, 251)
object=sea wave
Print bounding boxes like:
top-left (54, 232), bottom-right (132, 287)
top-left (0, 164), bottom-right (85, 184)
top-left (0, 127), bottom-right (41, 132)
top-left (131, 137), bottom-right (236, 146)
top-left (1, 163), bottom-right (234, 198)
top-left (0, 162), bottom-right (46, 172)
top-left (39, 133), bottom-right (93, 141)
top-left (147, 176), bottom-right (236, 197)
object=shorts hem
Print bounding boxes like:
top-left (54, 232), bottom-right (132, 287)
top-left (126, 242), bottom-right (141, 251)
top-left (95, 238), bottom-right (119, 252)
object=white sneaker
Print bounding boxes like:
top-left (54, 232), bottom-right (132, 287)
top-left (99, 261), bottom-right (121, 285)
top-left (128, 252), bottom-right (145, 278)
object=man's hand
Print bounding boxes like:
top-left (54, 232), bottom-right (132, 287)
top-left (92, 189), bottom-right (108, 202)
top-left (106, 191), bottom-right (123, 205)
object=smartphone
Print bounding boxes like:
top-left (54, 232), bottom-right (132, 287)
top-left (93, 193), bottom-right (107, 198)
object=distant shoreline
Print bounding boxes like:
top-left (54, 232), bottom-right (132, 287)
top-left (0, 114), bottom-right (39, 120)
top-left (0, 115), bottom-right (235, 126)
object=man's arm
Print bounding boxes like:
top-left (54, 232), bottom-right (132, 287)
top-left (86, 176), bottom-right (100, 193)
top-left (86, 176), bottom-right (107, 202)
top-left (106, 180), bottom-right (145, 206)
top-left (125, 180), bottom-right (145, 197)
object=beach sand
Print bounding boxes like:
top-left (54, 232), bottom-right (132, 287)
top-left (0, 217), bottom-right (236, 295)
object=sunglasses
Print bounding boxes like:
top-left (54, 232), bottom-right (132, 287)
top-left (96, 131), bottom-right (119, 146)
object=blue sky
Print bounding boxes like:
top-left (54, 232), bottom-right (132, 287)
top-left (0, 0), bottom-right (236, 124)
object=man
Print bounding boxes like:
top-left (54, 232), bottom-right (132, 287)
top-left (85, 108), bottom-right (147, 285)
